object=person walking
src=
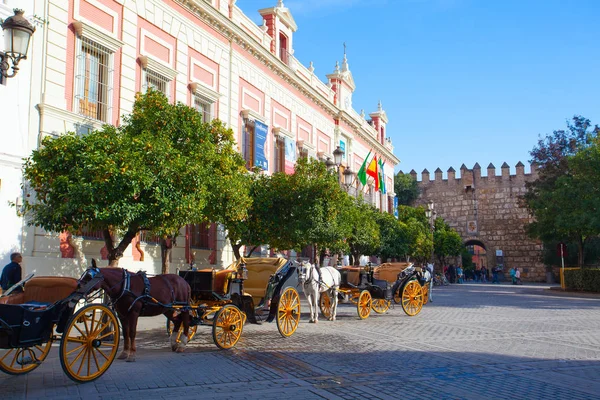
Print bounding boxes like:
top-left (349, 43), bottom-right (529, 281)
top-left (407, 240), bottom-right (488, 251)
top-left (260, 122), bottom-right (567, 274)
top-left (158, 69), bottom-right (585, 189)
top-left (1, 252), bottom-right (23, 292)
top-left (492, 266), bottom-right (500, 284)
top-left (509, 266), bottom-right (517, 285)
top-left (456, 266), bottom-right (464, 284)
top-left (515, 268), bottom-right (522, 285)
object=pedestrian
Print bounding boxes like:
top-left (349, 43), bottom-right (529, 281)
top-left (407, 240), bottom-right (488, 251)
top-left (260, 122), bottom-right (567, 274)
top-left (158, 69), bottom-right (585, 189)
top-left (515, 267), bottom-right (522, 285)
top-left (456, 266), bottom-right (464, 283)
top-left (481, 267), bottom-right (487, 283)
top-left (509, 266), bottom-right (516, 285)
top-left (492, 266), bottom-right (499, 283)
top-left (448, 265), bottom-right (456, 283)
top-left (1, 252), bottom-right (23, 292)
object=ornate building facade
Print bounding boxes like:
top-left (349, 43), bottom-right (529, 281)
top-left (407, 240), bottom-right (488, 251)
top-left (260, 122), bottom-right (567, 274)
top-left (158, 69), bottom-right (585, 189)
top-left (0, 0), bottom-right (399, 276)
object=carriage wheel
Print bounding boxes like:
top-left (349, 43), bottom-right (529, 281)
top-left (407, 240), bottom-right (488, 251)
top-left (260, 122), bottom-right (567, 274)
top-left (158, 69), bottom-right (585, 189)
top-left (166, 309), bottom-right (198, 343)
top-left (401, 280), bottom-right (424, 316)
top-left (319, 292), bottom-right (332, 320)
top-left (393, 288), bottom-right (402, 304)
top-left (59, 304), bottom-right (120, 383)
top-left (357, 290), bottom-right (372, 320)
top-left (350, 292), bottom-right (360, 305)
top-left (212, 305), bottom-right (244, 349)
top-left (422, 283), bottom-right (429, 305)
top-left (371, 299), bottom-right (391, 314)
top-left (276, 287), bottom-right (301, 337)
top-left (0, 338), bottom-right (52, 375)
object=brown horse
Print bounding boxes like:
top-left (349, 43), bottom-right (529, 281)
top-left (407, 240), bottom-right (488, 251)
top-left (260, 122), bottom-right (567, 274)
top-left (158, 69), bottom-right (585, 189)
top-left (94, 266), bottom-right (191, 362)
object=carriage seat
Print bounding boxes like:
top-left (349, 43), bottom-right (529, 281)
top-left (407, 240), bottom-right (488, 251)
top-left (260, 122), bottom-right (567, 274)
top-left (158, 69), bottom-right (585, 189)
top-left (0, 277), bottom-right (78, 306)
top-left (197, 269), bottom-right (233, 296)
top-left (373, 263), bottom-right (413, 283)
top-left (339, 267), bottom-right (362, 286)
top-left (242, 259), bottom-right (286, 305)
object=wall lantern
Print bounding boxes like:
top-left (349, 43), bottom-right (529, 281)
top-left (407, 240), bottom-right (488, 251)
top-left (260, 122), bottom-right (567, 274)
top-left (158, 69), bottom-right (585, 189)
top-left (1, 9), bottom-right (36, 79)
top-left (332, 146), bottom-right (344, 166)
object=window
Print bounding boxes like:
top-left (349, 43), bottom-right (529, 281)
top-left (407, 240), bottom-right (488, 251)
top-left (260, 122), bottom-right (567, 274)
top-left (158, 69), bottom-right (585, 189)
top-left (76, 226), bottom-right (104, 241)
top-left (194, 94), bottom-right (213, 122)
top-left (143, 69), bottom-right (170, 97)
top-left (139, 231), bottom-right (160, 244)
top-left (74, 37), bottom-right (113, 122)
top-left (189, 222), bottom-right (211, 249)
top-left (243, 120), bottom-right (255, 170)
top-left (274, 136), bottom-right (285, 172)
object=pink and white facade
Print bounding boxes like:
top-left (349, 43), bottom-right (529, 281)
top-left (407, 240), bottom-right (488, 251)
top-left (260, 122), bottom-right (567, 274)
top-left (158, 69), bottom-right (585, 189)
top-left (1, 0), bottom-right (399, 276)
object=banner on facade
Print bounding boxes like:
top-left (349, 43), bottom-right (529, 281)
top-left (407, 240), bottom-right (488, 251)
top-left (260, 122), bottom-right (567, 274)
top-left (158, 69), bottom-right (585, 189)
top-left (467, 220), bottom-right (478, 235)
top-left (254, 120), bottom-right (269, 170)
top-left (284, 136), bottom-right (296, 174)
top-left (393, 197), bottom-right (399, 219)
top-left (339, 138), bottom-right (346, 162)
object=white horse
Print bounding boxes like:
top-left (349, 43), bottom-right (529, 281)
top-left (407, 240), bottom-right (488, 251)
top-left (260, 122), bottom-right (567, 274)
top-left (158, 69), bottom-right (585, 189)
top-left (297, 261), bottom-right (341, 323)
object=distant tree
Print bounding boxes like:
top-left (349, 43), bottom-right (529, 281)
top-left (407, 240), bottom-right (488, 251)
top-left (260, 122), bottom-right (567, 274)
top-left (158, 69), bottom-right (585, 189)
top-left (345, 197), bottom-right (380, 265)
top-left (396, 205), bottom-right (432, 263)
top-left (433, 218), bottom-right (464, 267)
top-left (375, 211), bottom-right (408, 262)
top-left (394, 172), bottom-right (420, 206)
top-left (522, 116), bottom-right (600, 267)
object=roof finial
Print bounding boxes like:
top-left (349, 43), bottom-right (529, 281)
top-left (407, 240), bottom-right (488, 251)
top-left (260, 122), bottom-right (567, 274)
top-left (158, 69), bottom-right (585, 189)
top-left (341, 42), bottom-right (349, 72)
top-left (343, 42), bottom-right (346, 56)
top-left (277, 0), bottom-right (284, 7)
top-left (378, 100), bottom-right (382, 111)
top-left (334, 60), bottom-right (340, 73)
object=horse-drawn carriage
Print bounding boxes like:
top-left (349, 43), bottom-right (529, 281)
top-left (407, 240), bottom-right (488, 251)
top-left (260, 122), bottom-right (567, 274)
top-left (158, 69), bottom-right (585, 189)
top-left (0, 269), bottom-right (120, 383)
top-left (169, 257), bottom-right (301, 349)
top-left (319, 262), bottom-right (427, 319)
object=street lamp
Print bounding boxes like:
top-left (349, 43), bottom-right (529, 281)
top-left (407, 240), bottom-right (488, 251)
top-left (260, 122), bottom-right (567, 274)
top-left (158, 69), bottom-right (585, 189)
top-left (1, 9), bottom-right (36, 79)
top-left (425, 201), bottom-right (435, 264)
top-left (333, 146), bottom-right (344, 166)
top-left (343, 167), bottom-right (354, 188)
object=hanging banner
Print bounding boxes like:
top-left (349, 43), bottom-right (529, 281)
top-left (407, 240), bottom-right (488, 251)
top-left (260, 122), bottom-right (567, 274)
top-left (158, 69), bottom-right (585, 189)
top-left (339, 138), bottom-right (347, 162)
top-left (284, 136), bottom-right (296, 174)
top-left (393, 197), bottom-right (399, 219)
top-left (254, 120), bottom-right (269, 170)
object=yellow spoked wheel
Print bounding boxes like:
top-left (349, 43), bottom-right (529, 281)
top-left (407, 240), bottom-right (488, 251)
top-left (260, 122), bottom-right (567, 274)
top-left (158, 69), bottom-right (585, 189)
top-left (0, 338), bottom-right (52, 375)
top-left (212, 305), bottom-right (244, 349)
top-left (319, 292), bottom-right (332, 319)
top-left (357, 290), bottom-right (372, 320)
top-left (166, 309), bottom-right (199, 343)
top-left (371, 299), bottom-right (391, 314)
top-left (276, 287), bottom-right (301, 337)
top-left (401, 280), bottom-right (424, 316)
top-left (59, 304), bottom-right (120, 383)
top-left (350, 292), bottom-right (360, 305)
top-left (422, 283), bottom-right (429, 305)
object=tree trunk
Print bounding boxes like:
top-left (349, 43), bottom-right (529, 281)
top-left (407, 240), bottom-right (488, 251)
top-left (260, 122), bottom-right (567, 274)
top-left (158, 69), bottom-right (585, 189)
top-left (231, 242), bottom-right (242, 261)
top-left (104, 227), bottom-right (138, 267)
top-left (160, 236), bottom-right (176, 274)
top-left (245, 245), bottom-right (259, 257)
top-left (319, 249), bottom-right (327, 267)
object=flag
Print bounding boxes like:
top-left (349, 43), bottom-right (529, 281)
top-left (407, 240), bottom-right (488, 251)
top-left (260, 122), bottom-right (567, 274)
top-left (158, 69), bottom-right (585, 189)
top-left (378, 158), bottom-right (386, 194)
top-left (367, 155), bottom-right (379, 191)
top-left (357, 150), bottom-right (371, 186)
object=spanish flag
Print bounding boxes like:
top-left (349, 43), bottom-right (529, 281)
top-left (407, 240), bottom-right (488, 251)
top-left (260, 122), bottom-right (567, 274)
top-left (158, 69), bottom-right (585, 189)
top-left (367, 155), bottom-right (379, 191)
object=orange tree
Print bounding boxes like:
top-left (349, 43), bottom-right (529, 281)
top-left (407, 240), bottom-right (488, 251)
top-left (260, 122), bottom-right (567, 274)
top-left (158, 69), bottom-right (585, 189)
top-left (21, 90), bottom-right (250, 268)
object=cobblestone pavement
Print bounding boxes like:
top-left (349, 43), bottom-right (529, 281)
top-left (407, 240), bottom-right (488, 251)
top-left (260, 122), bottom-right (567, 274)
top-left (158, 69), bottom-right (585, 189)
top-left (2, 283), bottom-right (600, 399)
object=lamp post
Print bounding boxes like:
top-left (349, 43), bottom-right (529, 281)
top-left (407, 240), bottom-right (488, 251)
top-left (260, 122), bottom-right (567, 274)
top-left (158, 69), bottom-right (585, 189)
top-left (1, 9), bottom-right (36, 79)
top-left (424, 200), bottom-right (435, 265)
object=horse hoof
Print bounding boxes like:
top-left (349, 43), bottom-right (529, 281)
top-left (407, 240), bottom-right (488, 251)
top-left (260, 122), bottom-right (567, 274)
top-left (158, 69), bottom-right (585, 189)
top-left (308, 320), bottom-right (315, 324)
top-left (117, 352), bottom-right (129, 360)
top-left (126, 356), bottom-right (136, 363)
top-left (171, 344), bottom-right (178, 352)
top-left (175, 347), bottom-right (185, 353)
top-left (314, 320), bottom-right (318, 324)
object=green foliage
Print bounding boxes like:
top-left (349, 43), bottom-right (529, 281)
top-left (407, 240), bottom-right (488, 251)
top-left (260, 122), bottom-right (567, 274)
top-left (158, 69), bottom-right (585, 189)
top-left (395, 205), bottom-right (431, 262)
top-left (21, 90), bottom-right (249, 264)
top-left (434, 218), bottom-right (464, 264)
top-left (563, 269), bottom-right (600, 292)
top-left (394, 172), bottom-right (420, 206)
top-left (375, 211), bottom-right (409, 261)
top-left (523, 116), bottom-right (600, 266)
top-left (228, 157), bottom-right (350, 258)
top-left (345, 197), bottom-right (381, 264)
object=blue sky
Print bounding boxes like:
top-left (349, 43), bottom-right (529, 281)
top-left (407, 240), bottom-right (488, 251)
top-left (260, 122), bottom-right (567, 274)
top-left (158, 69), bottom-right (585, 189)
top-left (237, 0), bottom-right (600, 177)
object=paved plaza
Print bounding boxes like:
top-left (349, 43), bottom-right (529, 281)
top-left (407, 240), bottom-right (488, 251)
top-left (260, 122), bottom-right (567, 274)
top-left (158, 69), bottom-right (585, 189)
top-left (2, 283), bottom-right (600, 400)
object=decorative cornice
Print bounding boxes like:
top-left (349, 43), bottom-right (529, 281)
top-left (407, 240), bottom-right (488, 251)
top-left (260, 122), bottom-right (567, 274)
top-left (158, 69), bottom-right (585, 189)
top-left (189, 82), bottom-right (221, 102)
top-left (138, 56), bottom-right (178, 80)
top-left (240, 108), bottom-right (265, 122)
top-left (72, 20), bottom-right (124, 52)
top-left (272, 126), bottom-right (294, 140)
top-left (37, 102), bottom-right (104, 132)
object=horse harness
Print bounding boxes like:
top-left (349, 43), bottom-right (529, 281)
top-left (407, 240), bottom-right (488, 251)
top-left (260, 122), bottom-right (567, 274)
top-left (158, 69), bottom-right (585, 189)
top-left (113, 269), bottom-right (176, 313)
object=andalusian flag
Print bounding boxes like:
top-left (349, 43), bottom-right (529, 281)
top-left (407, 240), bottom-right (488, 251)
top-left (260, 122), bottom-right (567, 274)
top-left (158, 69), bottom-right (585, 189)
top-left (378, 158), bottom-right (386, 194)
top-left (367, 155), bottom-right (379, 191)
top-left (357, 150), bottom-right (372, 186)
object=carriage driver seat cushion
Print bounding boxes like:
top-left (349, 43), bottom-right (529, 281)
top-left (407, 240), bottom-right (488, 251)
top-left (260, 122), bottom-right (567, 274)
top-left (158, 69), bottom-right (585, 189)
top-left (340, 267), bottom-right (361, 286)
top-left (374, 263), bottom-right (413, 283)
top-left (23, 277), bottom-right (78, 304)
top-left (241, 258), bottom-right (287, 306)
top-left (0, 277), bottom-right (78, 306)
top-left (212, 270), bottom-right (233, 296)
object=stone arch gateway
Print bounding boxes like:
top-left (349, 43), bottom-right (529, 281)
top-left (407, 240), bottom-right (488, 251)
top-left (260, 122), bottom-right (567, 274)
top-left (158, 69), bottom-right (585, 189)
top-left (411, 162), bottom-right (544, 282)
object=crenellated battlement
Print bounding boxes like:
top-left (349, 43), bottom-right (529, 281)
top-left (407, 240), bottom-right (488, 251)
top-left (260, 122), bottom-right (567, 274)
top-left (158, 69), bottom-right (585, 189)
top-left (400, 161), bottom-right (539, 184)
